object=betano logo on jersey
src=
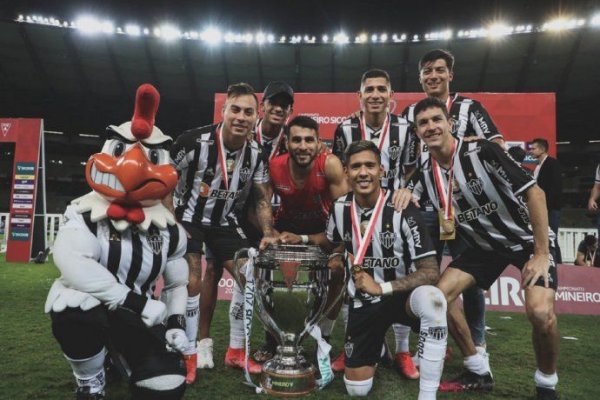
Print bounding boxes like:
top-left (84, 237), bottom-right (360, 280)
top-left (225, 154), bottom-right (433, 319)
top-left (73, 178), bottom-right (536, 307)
top-left (457, 201), bottom-right (499, 223)
top-left (361, 257), bottom-right (401, 269)
top-left (198, 182), bottom-right (241, 200)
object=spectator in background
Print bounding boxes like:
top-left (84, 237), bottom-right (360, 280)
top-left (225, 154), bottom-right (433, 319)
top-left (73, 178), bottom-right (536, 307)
top-left (588, 163), bottom-right (600, 239)
top-left (531, 138), bottom-right (563, 263)
top-left (574, 235), bottom-right (599, 267)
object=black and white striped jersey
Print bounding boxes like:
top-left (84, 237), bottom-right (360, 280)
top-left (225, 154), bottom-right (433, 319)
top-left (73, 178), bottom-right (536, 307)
top-left (332, 113), bottom-right (413, 189)
top-left (61, 205), bottom-right (187, 298)
top-left (595, 164), bottom-right (600, 184)
top-left (170, 124), bottom-right (270, 227)
top-left (412, 138), bottom-right (555, 254)
top-left (326, 191), bottom-right (436, 308)
top-left (402, 93), bottom-right (503, 167)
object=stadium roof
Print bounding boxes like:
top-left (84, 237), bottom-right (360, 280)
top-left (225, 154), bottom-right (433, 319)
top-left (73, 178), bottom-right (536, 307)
top-left (0, 0), bottom-right (599, 143)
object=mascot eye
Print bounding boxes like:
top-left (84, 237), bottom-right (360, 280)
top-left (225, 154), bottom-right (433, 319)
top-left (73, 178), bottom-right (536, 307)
top-left (113, 141), bottom-right (125, 157)
top-left (149, 149), bottom-right (160, 164)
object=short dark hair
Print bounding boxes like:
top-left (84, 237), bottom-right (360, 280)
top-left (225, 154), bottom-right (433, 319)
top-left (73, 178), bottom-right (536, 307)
top-left (508, 146), bottom-right (527, 163)
top-left (532, 138), bottom-right (549, 152)
top-left (419, 49), bottom-right (455, 72)
top-left (413, 97), bottom-right (449, 121)
top-left (286, 116), bottom-right (319, 138)
top-left (344, 140), bottom-right (381, 166)
top-left (360, 69), bottom-right (391, 86)
top-left (226, 82), bottom-right (258, 107)
top-left (584, 234), bottom-right (597, 247)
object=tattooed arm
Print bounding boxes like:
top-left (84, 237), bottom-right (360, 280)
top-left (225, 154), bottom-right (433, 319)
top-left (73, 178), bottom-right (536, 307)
top-left (252, 181), bottom-right (275, 237)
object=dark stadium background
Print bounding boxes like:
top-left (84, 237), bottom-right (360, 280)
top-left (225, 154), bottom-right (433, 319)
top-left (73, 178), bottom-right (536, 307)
top-left (0, 0), bottom-right (599, 223)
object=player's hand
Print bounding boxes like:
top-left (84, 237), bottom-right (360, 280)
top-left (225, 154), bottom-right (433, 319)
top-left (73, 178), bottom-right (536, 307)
top-left (462, 136), bottom-right (481, 143)
top-left (354, 270), bottom-right (382, 296)
top-left (521, 253), bottom-right (551, 289)
top-left (165, 328), bottom-right (188, 353)
top-left (588, 198), bottom-right (598, 213)
top-left (392, 188), bottom-right (419, 211)
top-left (259, 235), bottom-right (280, 250)
top-left (141, 298), bottom-right (167, 327)
top-left (278, 231), bottom-right (302, 245)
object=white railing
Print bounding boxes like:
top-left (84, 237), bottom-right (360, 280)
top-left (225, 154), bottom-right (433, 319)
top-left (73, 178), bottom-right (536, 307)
top-left (0, 211), bottom-right (597, 262)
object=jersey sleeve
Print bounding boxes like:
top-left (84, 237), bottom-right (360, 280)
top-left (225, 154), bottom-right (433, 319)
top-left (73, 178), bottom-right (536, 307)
top-left (595, 164), bottom-right (600, 183)
top-left (468, 100), bottom-right (503, 141)
top-left (332, 124), bottom-right (347, 161)
top-left (399, 204), bottom-right (436, 260)
top-left (480, 141), bottom-right (535, 196)
top-left (326, 207), bottom-right (342, 243)
top-left (252, 146), bottom-right (270, 184)
top-left (170, 131), bottom-right (196, 173)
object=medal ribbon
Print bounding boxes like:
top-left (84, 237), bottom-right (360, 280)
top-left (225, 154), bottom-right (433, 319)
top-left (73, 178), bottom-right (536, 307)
top-left (350, 189), bottom-right (386, 267)
top-left (360, 113), bottom-right (390, 151)
top-left (431, 140), bottom-right (456, 221)
top-left (446, 93), bottom-right (456, 114)
top-left (256, 119), bottom-right (285, 160)
top-left (217, 124), bottom-right (246, 190)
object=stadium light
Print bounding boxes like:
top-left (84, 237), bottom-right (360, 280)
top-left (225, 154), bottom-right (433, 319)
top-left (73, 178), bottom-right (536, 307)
top-left (75, 16), bottom-right (107, 35)
top-left (124, 24), bottom-right (141, 36)
top-left (487, 23), bottom-right (513, 39)
top-left (156, 24), bottom-right (181, 41)
top-left (333, 32), bottom-right (349, 44)
top-left (591, 14), bottom-right (600, 27)
top-left (371, 34), bottom-right (378, 43)
top-left (380, 33), bottom-right (388, 42)
top-left (322, 34), bottom-right (329, 43)
top-left (542, 17), bottom-right (579, 31)
top-left (200, 27), bottom-right (222, 44)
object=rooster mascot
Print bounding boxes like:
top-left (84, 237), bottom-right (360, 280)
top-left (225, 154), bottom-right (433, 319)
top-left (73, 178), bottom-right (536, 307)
top-left (45, 84), bottom-right (189, 399)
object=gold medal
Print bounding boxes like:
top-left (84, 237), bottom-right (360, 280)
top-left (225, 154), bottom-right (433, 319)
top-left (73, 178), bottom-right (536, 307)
top-left (439, 208), bottom-right (456, 240)
top-left (352, 264), bottom-right (363, 275)
top-left (441, 218), bottom-right (455, 234)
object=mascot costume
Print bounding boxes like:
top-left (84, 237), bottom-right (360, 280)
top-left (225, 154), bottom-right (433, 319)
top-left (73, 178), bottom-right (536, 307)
top-left (45, 84), bottom-right (189, 399)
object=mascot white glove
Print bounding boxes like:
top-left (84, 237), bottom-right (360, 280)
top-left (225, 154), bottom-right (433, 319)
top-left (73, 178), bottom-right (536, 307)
top-left (45, 280), bottom-right (101, 313)
top-left (165, 328), bottom-right (188, 353)
top-left (140, 299), bottom-right (167, 327)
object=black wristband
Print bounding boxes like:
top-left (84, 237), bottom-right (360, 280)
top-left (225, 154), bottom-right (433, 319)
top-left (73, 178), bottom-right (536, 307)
top-left (167, 314), bottom-right (186, 330)
top-left (122, 291), bottom-right (148, 315)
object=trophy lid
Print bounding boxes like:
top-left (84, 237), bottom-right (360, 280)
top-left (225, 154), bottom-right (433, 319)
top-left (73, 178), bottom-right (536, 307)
top-left (257, 244), bottom-right (328, 263)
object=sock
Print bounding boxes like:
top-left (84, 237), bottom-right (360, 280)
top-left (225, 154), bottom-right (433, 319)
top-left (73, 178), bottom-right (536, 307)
top-left (344, 376), bottom-right (373, 396)
top-left (534, 369), bottom-right (558, 390)
top-left (464, 353), bottom-right (490, 375)
top-left (184, 294), bottom-right (200, 355)
top-left (319, 317), bottom-right (336, 339)
top-left (65, 349), bottom-right (106, 394)
top-left (229, 282), bottom-right (245, 349)
top-left (393, 323), bottom-right (411, 353)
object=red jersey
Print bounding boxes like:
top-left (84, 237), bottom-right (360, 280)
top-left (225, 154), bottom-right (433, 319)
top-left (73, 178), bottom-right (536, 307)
top-left (270, 152), bottom-right (332, 234)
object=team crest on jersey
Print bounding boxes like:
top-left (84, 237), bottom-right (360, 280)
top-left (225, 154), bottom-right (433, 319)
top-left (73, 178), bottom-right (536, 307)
top-left (388, 145), bottom-right (400, 161)
top-left (146, 232), bottom-right (163, 255)
top-left (239, 167), bottom-right (252, 182)
top-left (449, 117), bottom-right (461, 135)
top-left (379, 231), bottom-right (396, 249)
top-left (466, 178), bottom-right (484, 195)
top-left (406, 216), bottom-right (416, 227)
top-left (344, 232), bottom-right (352, 242)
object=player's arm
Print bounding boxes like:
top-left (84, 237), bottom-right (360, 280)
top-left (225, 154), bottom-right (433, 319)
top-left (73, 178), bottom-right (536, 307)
top-left (332, 124), bottom-right (346, 160)
top-left (469, 101), bottom-right (505, 148)
top-left (588, 182), bottom-right (600, 212)
top-left (574, 251), bottom-right (586, 266)
top-left (325, 153), bottom-right (349, 198)
top-left (522, 184), bottom-right (551, 288)
top-left (253, 181), bottom-right (275, 238)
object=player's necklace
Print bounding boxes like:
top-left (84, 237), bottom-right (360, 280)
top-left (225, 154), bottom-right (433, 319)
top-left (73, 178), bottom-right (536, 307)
top-left (256, 119), bottom-right (285, 160)
top-left (350, 190), bottom-right (386, 272)
top-left (360, 112), bottom-right (390, 150)
top-left (217, 124), bottom-right (246, 190)
top-left (431, 139), bottom-right (457, 239)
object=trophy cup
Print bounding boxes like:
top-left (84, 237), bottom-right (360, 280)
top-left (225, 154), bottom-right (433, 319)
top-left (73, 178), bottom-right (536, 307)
top-left (233, 244), bottom-right (340, 397)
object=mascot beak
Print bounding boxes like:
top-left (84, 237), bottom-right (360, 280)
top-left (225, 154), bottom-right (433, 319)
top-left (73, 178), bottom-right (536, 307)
top-left (86, 143), bottom-right (177, 204)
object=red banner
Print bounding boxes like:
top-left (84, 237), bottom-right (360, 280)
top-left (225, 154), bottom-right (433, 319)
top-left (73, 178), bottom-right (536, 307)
top-left (214, 93), bottom-right (556, 156)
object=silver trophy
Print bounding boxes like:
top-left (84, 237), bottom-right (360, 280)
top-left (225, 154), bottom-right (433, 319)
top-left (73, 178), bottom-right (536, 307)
top-left (233, 244), bottom-right (342, 397)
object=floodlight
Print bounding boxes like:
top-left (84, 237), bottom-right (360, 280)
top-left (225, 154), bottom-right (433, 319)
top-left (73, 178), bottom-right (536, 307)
top-left (125, 24), bottom-right (141, 36)
top-left (158, 24), bottom-right (181, 41)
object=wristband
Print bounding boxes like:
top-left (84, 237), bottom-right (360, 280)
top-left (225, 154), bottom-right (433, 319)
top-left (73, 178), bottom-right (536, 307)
top-left (300, 234), bottom-right (309, 244)
top-left (380, 282), bottom-right (393, 296)
top-left (167, 314), bottom-right (186, 330)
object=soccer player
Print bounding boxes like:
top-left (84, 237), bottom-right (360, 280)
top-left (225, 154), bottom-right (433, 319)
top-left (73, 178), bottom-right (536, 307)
top-left (332, 69), bottom-right (418, 378)
top-left (310, 140), bottom-right (447, 399)
top-left (169, 83), bottom-right (275, 380)
top-left (260, 115), bottom-right (349, 358)
top-left (401, 49), bottom-right (505, 358)
top-left (588, 163), bottom-right (600, 238)
top-left (255, 81), bottom-right (294, 158)
top-left (406, 97), bottom-right (559, 399)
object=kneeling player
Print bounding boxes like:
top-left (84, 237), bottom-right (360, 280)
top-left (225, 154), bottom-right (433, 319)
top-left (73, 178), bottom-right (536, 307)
top-left (311, 141), bottom-right (447, 398)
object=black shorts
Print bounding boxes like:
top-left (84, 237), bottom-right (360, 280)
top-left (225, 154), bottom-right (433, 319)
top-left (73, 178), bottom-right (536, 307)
top-left (345, 294), bottom-right (420, 368)
top-left (181, 221), bottom-right (248, 267)
top-left (448, 247), bottom-right (558, 291)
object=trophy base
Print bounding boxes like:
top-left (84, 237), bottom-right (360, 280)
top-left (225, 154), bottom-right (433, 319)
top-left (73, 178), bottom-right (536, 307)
top-left (260, 346), bottom-right (316, 397)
